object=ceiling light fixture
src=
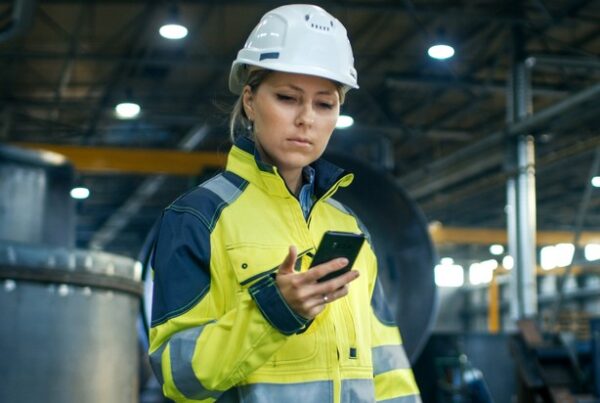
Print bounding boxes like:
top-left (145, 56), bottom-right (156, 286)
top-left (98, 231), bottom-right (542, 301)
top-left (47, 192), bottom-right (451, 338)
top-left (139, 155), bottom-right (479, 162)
top-left (336, 115), bottom-right (354, 129)
top-left (70, 187), bottom-right (90, 200)
top-left (428, 44), bottom-right (455, 60)
top-left (160, 4), bottom-right (188, 40)
top-left (159, 23), bottom-right (188, 40)
top-left (115, 102), bottom-right (141, 119)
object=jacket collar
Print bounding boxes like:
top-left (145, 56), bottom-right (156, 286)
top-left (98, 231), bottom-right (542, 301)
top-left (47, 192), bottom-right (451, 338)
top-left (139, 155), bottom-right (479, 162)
top-left (226, 136), bottom-right (354, 199)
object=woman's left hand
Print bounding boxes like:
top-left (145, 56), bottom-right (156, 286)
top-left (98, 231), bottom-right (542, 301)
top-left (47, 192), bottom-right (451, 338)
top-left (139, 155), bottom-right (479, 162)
top-left (275, 245), bottom-right (360, 320)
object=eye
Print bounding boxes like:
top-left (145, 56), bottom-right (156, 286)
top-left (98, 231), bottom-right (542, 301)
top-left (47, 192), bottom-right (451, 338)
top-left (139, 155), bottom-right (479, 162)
top-left (276, 94), bottom-right (296, 102)
top-left (317, 102), bottom-right (335, 110)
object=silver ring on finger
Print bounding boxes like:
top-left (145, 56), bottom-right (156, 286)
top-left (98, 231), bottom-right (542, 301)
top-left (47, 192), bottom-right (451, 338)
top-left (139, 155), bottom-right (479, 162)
top-left (323, 294), bottom-right (329, 303)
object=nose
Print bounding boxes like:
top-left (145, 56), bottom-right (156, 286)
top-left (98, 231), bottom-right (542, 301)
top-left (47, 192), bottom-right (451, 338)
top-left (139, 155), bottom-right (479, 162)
top-left (295, 102), bottom-right (315, 127)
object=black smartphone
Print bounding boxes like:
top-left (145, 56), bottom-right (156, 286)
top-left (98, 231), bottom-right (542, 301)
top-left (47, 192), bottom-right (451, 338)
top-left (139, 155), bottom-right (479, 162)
top-left (310, 231), bottom-right (365, 283)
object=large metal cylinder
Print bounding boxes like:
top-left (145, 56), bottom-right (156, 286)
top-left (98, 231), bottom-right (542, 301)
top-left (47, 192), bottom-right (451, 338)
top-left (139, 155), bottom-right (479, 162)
top-left (0, 241), bottom-right (143, 403)
top-left (326, 152), bottom-right (438, 362)
top-left (0, 145), bottom-right (75, 247)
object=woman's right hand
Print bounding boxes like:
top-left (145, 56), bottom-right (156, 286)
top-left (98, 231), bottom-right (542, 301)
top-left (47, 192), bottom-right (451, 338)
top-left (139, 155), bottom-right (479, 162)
top-left (275, 245), bottom-right (360, 320)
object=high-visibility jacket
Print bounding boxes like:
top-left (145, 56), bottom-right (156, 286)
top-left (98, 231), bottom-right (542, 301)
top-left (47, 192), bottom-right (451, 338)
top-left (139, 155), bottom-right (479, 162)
top-left (149, 137), bottom-right (421, 402)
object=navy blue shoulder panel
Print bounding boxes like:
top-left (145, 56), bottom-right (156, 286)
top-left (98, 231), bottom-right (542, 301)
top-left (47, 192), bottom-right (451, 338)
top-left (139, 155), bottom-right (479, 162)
top-left (167, 171), bottom-right (248, 231)
top-left (150, 171), bottom-right (247, 327)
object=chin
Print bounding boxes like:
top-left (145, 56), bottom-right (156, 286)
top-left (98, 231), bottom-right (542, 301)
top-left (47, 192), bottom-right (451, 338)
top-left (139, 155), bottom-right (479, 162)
top-left (276, 152), bottom-right (316, 170)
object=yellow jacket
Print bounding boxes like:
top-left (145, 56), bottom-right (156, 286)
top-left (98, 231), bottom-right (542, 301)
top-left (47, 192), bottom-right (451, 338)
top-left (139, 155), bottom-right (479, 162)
top-left (149, 137), bottom-right (421, 402)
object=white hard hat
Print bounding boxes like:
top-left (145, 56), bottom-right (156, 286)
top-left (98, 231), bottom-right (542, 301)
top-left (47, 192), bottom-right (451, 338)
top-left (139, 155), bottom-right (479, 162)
top-left (229, 4), bottom-right (359, 95)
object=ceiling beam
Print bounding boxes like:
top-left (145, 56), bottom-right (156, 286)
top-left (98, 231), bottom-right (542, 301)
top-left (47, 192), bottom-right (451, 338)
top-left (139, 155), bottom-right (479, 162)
top-left (13, 142), bottom-right (227, 175)
top-left (386, 74), bottom-right (571, 97)
top-left (89, 124), bottom-right (212, 250)
top-left (430, 226), bottom-right (600, 246)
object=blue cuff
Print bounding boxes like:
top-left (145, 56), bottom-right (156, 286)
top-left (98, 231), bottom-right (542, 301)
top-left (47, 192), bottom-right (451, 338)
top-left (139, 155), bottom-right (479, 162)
top-left (249, 274), bottom-right (309, 335)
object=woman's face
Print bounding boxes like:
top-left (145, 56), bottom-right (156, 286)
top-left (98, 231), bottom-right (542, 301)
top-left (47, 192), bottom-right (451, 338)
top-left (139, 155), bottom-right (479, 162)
top-left (242, 72), bottom-right (340, 173)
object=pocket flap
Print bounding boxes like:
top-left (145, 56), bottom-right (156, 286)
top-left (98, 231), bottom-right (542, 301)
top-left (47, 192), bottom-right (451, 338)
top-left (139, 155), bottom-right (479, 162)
top-left (226, 243), bottom-right (289, 286)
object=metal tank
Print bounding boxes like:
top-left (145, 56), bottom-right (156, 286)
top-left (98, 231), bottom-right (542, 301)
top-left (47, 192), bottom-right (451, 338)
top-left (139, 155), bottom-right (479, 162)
top-left (0, 145), bottom-right (142, 403)
top-left (0, 145), bottom-right (75, 247)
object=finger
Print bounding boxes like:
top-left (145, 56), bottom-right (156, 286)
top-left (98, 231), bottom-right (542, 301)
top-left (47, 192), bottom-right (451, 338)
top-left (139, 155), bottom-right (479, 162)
top-left (278, 245), bottom-right (297, 275)
top-left (305, 257), bottom-right (349, 282)
top-left (313, 270), bottom-right (360, 295)
top-left (305, 284), bottom-right (350, 311)
top-left (326, 284), bottom-right (349, 303)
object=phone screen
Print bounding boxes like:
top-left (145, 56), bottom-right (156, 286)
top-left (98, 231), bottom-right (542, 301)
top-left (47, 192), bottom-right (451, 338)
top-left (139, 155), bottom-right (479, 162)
top-left (310, 231), bottom-right (365, 283)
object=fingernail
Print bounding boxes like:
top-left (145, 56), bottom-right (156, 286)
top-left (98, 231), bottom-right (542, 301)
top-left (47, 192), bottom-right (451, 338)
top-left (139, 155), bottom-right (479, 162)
top-left (340, 258), bottom-right (349, 266)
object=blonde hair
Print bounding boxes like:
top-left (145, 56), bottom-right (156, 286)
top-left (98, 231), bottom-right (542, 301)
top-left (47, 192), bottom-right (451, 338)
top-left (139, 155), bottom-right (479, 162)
top-left (229, 69), bottom-right (347, 143)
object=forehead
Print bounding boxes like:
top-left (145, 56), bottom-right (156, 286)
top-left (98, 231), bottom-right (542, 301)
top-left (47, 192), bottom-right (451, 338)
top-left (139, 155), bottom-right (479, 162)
top-left (262, 71), bottom-right (338, 94)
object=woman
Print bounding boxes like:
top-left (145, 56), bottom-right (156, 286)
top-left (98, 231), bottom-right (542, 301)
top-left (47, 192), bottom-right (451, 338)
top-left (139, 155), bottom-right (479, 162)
top-left (149, 4), bottom-right (421, 402)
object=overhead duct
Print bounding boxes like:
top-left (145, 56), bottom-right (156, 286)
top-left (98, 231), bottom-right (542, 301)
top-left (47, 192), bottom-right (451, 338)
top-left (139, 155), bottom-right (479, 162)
top-left (0, 0), bottom-right (37, 43)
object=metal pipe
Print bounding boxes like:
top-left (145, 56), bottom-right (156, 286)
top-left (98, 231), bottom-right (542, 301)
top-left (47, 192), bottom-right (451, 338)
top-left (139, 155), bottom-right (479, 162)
top-left (0, 0), bottom-right (37, 43)
top-left (526, 55), bottom-right (600, 71)
top-left (399, 82), bottom-right (600, 192)
top-left (507, 25), bottom-right (538, 321)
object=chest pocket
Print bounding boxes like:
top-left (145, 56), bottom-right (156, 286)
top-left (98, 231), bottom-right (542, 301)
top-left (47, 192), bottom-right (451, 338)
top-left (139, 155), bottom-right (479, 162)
top-left (226, 242), bottom-right (321, 366)
top-left (226, 242), bottom-right (289, 287)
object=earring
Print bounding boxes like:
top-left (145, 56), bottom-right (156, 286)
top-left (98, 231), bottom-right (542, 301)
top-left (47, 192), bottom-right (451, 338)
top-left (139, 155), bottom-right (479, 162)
top-left (247, 121), bottom-right (254, 133)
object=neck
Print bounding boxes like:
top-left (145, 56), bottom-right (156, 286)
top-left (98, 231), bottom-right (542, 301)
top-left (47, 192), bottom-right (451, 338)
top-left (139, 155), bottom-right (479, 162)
top-left (255, 142), bottom-right (303, 196)
top-left (279, 168), bottom-right (303, 196)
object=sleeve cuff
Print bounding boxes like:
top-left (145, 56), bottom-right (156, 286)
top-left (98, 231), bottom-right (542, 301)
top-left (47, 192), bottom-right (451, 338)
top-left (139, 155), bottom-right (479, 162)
top-left (249, 274), bottom-right (310, 335)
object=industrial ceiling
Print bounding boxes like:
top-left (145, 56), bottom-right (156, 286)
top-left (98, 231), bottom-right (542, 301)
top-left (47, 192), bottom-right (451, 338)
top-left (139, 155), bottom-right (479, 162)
top-left (1, 0), bottom-right (599, 262)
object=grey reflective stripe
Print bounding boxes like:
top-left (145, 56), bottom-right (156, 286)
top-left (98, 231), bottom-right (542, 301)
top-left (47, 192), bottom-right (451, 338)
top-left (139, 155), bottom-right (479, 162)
top-left (325, 197), bottom-right (350, 214)
top-left (326, 198), bottom-right (373, 243)
top-left (378, 394), bottom-right (422, 403)
top-left (341, 379), bottom-right (375, 403)
top-left (169, 325), bottom-right (222, 400)
top-left (203, 175), bottom-right (243, 204)
top-left (149, 342), bottom-right (167, 385)
top-left (372, 345), bottom-right (411, 376)
top-left (239, 381), bottom-right (333, 403)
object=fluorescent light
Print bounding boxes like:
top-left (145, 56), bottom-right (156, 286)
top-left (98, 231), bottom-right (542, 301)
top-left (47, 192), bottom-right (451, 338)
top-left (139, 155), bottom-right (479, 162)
top-left (70, 187), bottom-right (90, 200)
top-left (336, 115), bottom-right (354, 129)
top-left (435, 262), bottom-right (464, 287)
top-left (440, 257), bottom-right (454, 265)
top-left (428, 44), bottom-right (455, 60)
top-left (115, 102), bottom-right (141, 119)
top-left (502, 255), bottom-right (514, 270)
top-left (592, 176), bottom-right (600, 188)
top-left (159, 23), bottom-right (188, 40)
top-left (585, 244), bottom-right (600, 261)
top-left (541, 243), bottom-right (575, 270)
top-left (490, 244), bottom-right (504, 255)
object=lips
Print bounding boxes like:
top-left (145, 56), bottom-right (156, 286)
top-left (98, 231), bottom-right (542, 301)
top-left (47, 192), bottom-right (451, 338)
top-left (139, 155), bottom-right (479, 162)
top-left (287, 138), bottom-right (312, 145)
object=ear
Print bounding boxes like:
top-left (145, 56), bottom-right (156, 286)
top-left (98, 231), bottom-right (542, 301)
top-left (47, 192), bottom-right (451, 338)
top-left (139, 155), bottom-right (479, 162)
top-left (242, 85), bottom-right (255, 122)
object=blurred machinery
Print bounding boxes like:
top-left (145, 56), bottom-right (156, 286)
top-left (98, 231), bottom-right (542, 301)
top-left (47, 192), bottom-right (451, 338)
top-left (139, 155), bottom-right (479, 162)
top-left (510, 318), bottom-right (600, 403)
top-left (0, 145), bottom-right (142, 403)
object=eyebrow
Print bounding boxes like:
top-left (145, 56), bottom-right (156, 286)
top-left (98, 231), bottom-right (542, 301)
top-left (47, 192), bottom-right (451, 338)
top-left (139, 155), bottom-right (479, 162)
top-left (278, 83), bottom-right (336, 96)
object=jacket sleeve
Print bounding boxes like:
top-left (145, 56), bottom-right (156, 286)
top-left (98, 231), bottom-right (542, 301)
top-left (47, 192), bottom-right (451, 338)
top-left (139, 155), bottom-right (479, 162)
top-left (369, 254), bottom-right (422, 402)
top-left (148, 208), bottom-right (309, 402)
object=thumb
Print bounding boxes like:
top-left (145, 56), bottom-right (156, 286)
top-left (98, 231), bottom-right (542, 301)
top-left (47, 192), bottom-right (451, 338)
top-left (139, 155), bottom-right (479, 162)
top-left (278, 245), bottom-right (297, 275)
